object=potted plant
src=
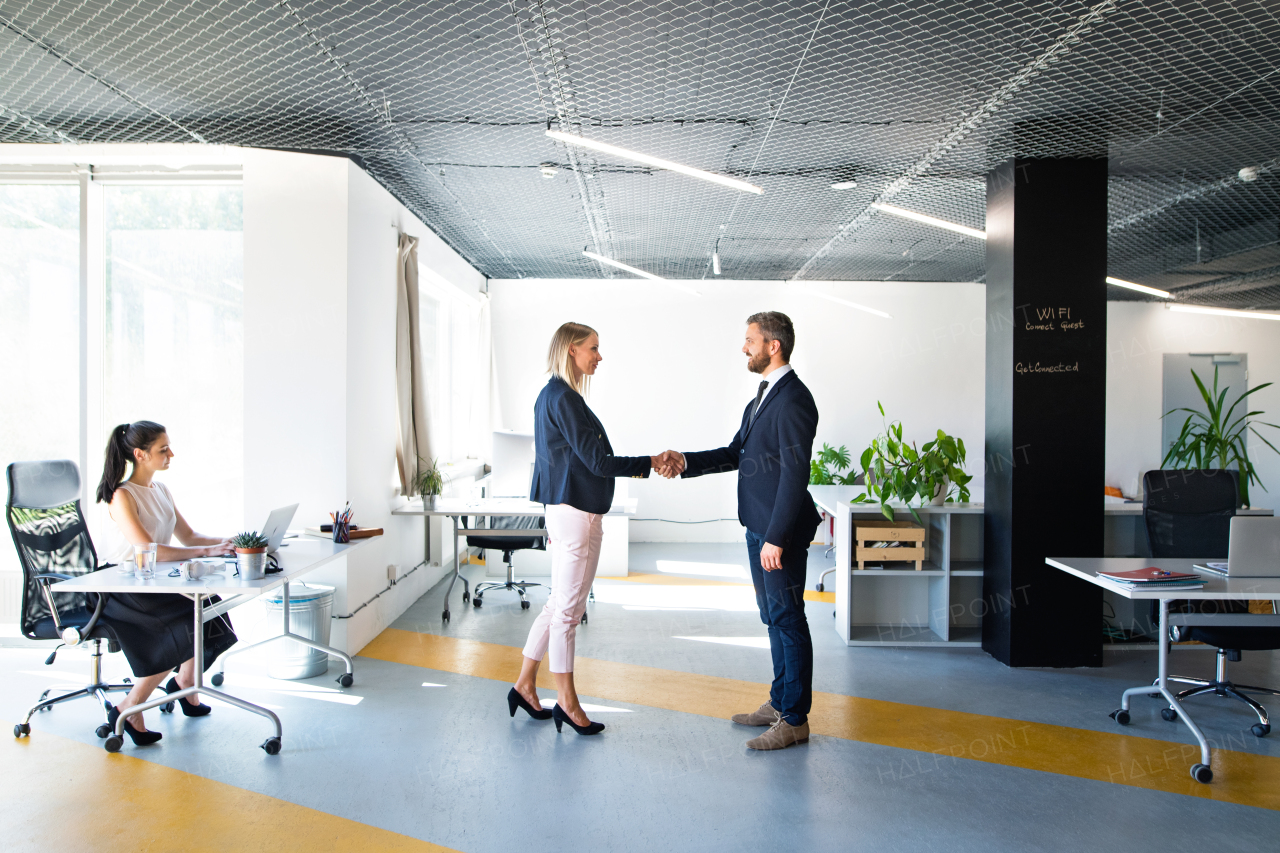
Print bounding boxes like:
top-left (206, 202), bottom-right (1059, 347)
top-left (232, 531), bottom-right (270, 580)
top-left (414, 456), bottom-right (448, 510)
top-left (810, 443), bottom-right (860, 485)
top-left (1162, 365), bottom-right (1279, 507)
top-left (851, 402), bottom-right (972, 524)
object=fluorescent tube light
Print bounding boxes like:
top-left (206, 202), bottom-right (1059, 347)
top-left (1169, 304), bottom-right (1280, 322)
top-left (583, 250), bottom-right (662, 280)
top-left (547, 130), bottom-right (763, 194)
top-left (712, 251), bottom-right (722, 275)
top-left (830, 180), bottom-right (858, 190)
top-left (871, 203), bottom-right (987, 240)
top-left (582, 250), bottom-right (701, 295)
top-left (791, 284), bottom-right (893, 320)
top-left (1106, 276), bottom-right (1173, 299)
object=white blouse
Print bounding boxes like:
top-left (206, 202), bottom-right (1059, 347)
top-left (105, 480), bottom-right (178, 564)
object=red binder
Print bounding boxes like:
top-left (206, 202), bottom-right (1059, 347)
top-left (1097, 567), bottom-right (1201, 583)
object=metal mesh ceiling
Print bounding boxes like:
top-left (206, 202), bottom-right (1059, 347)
top-left (2, 0), bottom-right (1277, 307)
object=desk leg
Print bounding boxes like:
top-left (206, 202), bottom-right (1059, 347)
top-left (213, 581), bottom-right (356, 688)
top-left (441, 515), bottom-right (464, 621)
top-left (107, 593), bottom-right (284, 755)
top-left (1151, 599), bottom-right (1213, 780)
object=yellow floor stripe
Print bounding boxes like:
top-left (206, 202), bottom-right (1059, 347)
top-left (0, 724), bottom-right (460, 853)
top-left (615, 572), bottom-right (836, 602)
top-left (362, 628), bottom-right (1280, 810)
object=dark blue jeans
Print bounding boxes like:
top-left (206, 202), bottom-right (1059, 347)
top-left (745, 528), bottom-right (814, 726)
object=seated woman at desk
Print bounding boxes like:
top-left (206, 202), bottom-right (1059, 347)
top-left (95, 421), bottom-right (238, 746)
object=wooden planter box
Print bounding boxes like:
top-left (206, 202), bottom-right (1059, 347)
top-left (854, 520), bottom-right (925, 570)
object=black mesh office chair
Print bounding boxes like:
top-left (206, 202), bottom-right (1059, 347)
top-left (1142, 469), bottom-right (1280, 737)
top-left (7, 460), bottom-right (133, 740)
top-left (465, 515), bottom-right (546, 611)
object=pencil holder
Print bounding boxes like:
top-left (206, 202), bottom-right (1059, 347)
top-left (332, 519), bottom-right (350, 543)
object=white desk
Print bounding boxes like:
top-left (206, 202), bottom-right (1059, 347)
top-left (1045, 556), bottom-right (1280, 783)
top-left (52, 535), bottom-right (369, 754)
top-left (392, 497), bottom-right (636, 621)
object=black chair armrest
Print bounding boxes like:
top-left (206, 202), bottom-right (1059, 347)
top-left (34, 573), bottom-right (74, 583)
top-left (35, 574), bottom-right (72, 633)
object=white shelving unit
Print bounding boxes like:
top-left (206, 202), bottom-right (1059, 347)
top-left (813, 487), bottom-right (985, 647)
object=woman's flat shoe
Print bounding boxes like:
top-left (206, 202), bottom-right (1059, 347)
top-left (107, 706), bottom-right (162, 746)
top-left (552, 704), bottom-right (604, 735)
top-left (165, 678), bottom-right (212, 717)
top-left (508, 687), bottom-right (553, 720)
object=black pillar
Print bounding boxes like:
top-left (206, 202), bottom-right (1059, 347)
top-left (983, 158), bottom-right (1106, 667)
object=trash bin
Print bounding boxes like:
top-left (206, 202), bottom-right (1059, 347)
top-left (262, 583), bottom-right (335, 680)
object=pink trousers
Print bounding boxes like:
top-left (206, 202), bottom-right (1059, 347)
top-left (521, 503), bottom-right (603, 673)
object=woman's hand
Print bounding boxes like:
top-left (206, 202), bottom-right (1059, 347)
top-left (203, 539), bottom-right (234, 557)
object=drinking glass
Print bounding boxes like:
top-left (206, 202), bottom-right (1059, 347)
top-left (134, 542), bottom-right (158, 579)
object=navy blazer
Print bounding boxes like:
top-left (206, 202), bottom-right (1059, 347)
top-left (681, 370), bottom-right (822, 548)
top-left (530, 376), bottom-right (650, 514)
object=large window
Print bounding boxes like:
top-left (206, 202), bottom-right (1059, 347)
top-left (0, 176), bottom-right (243, 581)
top-left (103, 186), bottom-right (244, 534)
top-left (418, 271), bottom-right (485, 465)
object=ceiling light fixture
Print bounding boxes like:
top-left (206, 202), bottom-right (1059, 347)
top-left (539, 163), bottom-right (558, 179)
top-left (791, 284), bottom-right (893, 320)
top-left (1169, 304), bottom-right (1280, 322)
top-left (582, 250), bottom-right (702, 295)
top-left (830, 180), bottom-right (857, 190)
top-left (1105, 276), bottom-right (1173, 299)
top-left (712, 251), bottom-right (722, 275)
top-left (871, 203), bottom-right (987, 240)
top-left (547, 130), bottom-right (763, 194)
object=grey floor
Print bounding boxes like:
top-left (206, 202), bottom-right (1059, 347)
top-left (3, 541), bottom-right (1279, 852)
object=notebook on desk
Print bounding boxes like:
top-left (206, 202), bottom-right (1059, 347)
top-left (1096, 567), bottom-right (1205, 589)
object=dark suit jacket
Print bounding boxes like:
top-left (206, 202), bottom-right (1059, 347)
top-left (530, 376), bottom-right (650, 514)
top-left (681, 369), bottom-right (822, 548)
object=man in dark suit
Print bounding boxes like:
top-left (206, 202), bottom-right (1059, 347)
top-left (660, 312), bottom-right (821, 750)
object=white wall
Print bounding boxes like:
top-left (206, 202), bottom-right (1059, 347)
top-left (242, 150), bottom-right (485, 653)
top-left (1106, 302), bottom-right (1280, 504)
top-left (489, 279), bottom-right (989, 541)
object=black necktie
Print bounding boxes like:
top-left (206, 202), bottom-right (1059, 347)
top-left (750, 380), bottom-right (769, 423)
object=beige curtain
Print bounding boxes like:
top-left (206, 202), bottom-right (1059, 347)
top-left (395, 234), bottom-right (432, 495)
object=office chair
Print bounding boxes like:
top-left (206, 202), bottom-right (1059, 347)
top-left (7, 460), bottom-right (133, 740)
top-left (1142, 469), bottom-right (1280, 737)
top-left (465, 514), bottom-right (546, 611)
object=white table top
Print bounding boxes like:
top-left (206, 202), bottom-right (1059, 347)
top-left (51, 535), bottom-right (370, 597)
top-left (393, 497), bottom-right (638, 517)
top-left (1045, 556), bottom-right (1280, 600)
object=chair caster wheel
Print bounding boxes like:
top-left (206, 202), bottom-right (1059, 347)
top-left (104, 735), bottom-right (123, 753)
top-left (473, 597), bottom-right (483, 608)
top-left (14, 723), bottom-right (30, 738)
top-left (442, 610), bottom-right (450, 621)
top-left (1109, 709), bottom-right (1130, 725)
top-left (261, 737), bottom-right (281, 756)
top-left (1251, 723), bottom-right (1270, 737)
top-left (463, 592), bottom-right (470, 603)
top-left (123, 677), bottom-right (131, 684)
top-left (95, 724), bottom-right (111, 738)
top-left (1160, 708), bottom-right (1178, 722)
top-left (816, 583), bottom-right (824, 592)
top-left (337, 673), bottom-right (354, 688)
top-left (580, 612), bottom-right (588, 624)
top-left (1190, 763), bottom-right (1213, 783)
top-left (211, 672), bottom-right (224, 687)
top-left (521, 600), bottom-right (530, 610)
top-left (160, 701), bottom-right (175, 714)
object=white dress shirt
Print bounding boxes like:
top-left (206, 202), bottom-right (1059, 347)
top-left (753, 363), bottom-right (793, 414)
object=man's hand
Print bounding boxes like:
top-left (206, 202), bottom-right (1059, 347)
top-left (760, 542), bottom-right (784, 571)
top-left (651, 450), bottom-right (686, 479)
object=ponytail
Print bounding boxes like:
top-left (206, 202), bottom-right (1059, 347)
top-left (96, 420), bottom-right (166, 504)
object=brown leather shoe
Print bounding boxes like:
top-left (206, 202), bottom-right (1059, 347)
top-left (746, 719), bottom-right (809, 750)
top-left (731, 701), bottom-right (781, 726)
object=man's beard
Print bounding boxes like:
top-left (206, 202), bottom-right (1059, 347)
top-left (747, 349), bottom-right (771, 374)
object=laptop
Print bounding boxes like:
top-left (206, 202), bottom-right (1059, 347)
top-left (1226, 516), bottom-right (1280, 577)
top-left (213, 504), bottom-right (299, 562)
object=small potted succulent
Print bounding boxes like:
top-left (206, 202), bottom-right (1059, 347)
top-left (232, 531), bottom-right (270, 580)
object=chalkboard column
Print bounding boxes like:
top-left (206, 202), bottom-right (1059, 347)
top-left (983, 158), bottom-right (1106, 667)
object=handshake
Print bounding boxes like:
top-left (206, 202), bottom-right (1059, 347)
top-left (649, 450), bottom-right (686, 479)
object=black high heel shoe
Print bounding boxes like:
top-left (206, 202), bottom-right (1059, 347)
top-left (165, 678), bottom-right (212, 717)
top-left (107, 706), bottom-right (163, 746)
top-left (508, 687), bottom-right (553, 720)
top-left (552, 704), bottom-right (605, 735)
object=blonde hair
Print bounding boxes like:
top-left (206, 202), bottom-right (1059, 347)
top-left (547, 321), bottom-right (598, 395)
